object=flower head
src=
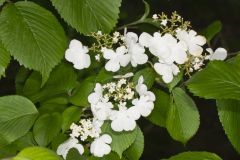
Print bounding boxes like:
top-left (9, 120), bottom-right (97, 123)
top-left (65, 39), bottom-right (91, 70)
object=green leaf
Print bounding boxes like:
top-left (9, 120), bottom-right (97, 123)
top-left (167, 71), bottom-right (183, 91)
top-left (69, 77), bottom-right (95, 107)
top-left (15, 67), bottom-right (31, 95)
top-left (50, 0), bottom-right (122, 34)
top-left (101, 122), bottom-right (138, 158)
top-left (0, 1), bottom-right (67, 84)
top-left (133, 67), bottom-right (156, 89)
top-left (217, 99), bottom-right (240, 154)
top-left (23, 63), bottom-right (77, 102)
top-left (166, 88), bottom-right (200, 144)
top-left (13, 132), bottom-right (37, 151)
top-left (167, 151), bottom-right (222, 160)
top-left (202, 20), bottom-right (222, 42)
top-left (187, 61), bottom-right (240, 100)
top-left (147, 89), bottom-right (170, 127)
top-left (62, 106), bottom-right (82, 132)
top-left (96, 68), bottom-right (114, 84)
top-left (0, 95), bottom-right (38, 147)
top-left (123, 127), bottom-right (144, 160)
top-left (33, 113), bottom-right (62, 146)
top-left (13, 147), bottom-right (61, 160)
top-left (0, 41), bottom-right (10, 78)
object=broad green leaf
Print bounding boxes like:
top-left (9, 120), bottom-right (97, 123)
top-left (187, 61), bottom-right (240, 100)
top-left (13, 147), bottom-right (61, 160)
top-left (101, 122), bottom-right (138, 158)
top-left (0, 1), bottom-right (67, 84)
top-left (51, 133), bottom-right (68, 151)
top-left (38, 97), bottom-right (69, 114)
top-left (202, 20), bottom-right (222, 42)
top-left (133, 67), bottom-right (156, 89)
top-left (50, 0), bottom-right (122, 34)
top-left (0, 95), bottom-right (38, 147)
top-left (147, 89), bottom-right (170, 127)
top-left (15, 67), bottom-right (31, 94)
top-left (13, 132), bottom-right (37, 151)
top-left (96, 68), bottom-right (114, 84)
top-left (0, 41), bottom-right (10, 78)
top-left (23, 63), bottom-right (77, 102)
top-left (33, 113), bottom-right (62, 146)
top-left (62, 106), bottom-right (82, 132)
top-left (167, 71), bottom-right (183, 91)
top-left (69, 77), bottom-right (95, 107)
top-left (217, 99), bottom-right (240, 153)
top-left (88, 152), bottom-right (123, 160)
top-left (166, 88), bottom-right (200, 144)
top-left (123, 127), bottom-right (144, 160)
top-left (167, 151), bottom-right (222, 160)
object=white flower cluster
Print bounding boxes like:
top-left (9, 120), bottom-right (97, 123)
top-left (88, 75), bottom-right (155, 132)
top-left (57, 118), bottom-right (112, 159)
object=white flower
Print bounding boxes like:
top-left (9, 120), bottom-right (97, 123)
top-left (95, 54), bottom-right (100, 61)
top-left (57, 138), bottom-right (84, 159)
top-left (132, 95), bottom-right (155, 117)
top-left (161, 19), bottom-right (168, 26)
top-left (90, 134), bottom-right (112, 157)
top-left (177, 30), bottom-right (206, 56)
top-left (152, 14), bottom-right (158, 20)
top-left (139, 32), bottom-right (188, 64)
top-left (154, 62), bottom-right (180, 83)
top-left (113, 72), bottom-right (134, 79)
top-left (88, 83), bottom-right (103, 105)
top-left (92, 101), bottom-right (113, 121)
top-left (110, 106), bottom-right (140, 132)
top-left (125, 32), bottom-right (148, 67)
top-left (136, 76), bottom-right (155, 101)
top-left (102, 46), bottom-right (130, 72)
top-left (65, 39), bottom-right (91, 70)
top-left (206, 48), bottom-right (227, 61)
top-left (97, 31), bottom-right (102, 35)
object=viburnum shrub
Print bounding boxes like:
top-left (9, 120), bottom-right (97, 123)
top-left (0, 0), bottom-right (239, 160)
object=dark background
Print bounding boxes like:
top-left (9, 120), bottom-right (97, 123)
top-left (1, 0), bottom-right (240, 159)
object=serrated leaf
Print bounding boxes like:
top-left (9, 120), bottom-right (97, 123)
top-left (217, 99), bottom-right (240, 154)
top-left (62, 106), bottom-right (82, 132)
top-left (202, 20), bottom-right (222, 42)
top-left (187, 61), bottom-right (240, 100)
top-left (0, 95), bottom-right (38, 147)
top-left (147, 89), bottom-right (170, 127)
top-left (69, 77), bottom-right (95, 107)
top-left (167, 151), bottom-right (222, 160)
top-left (133, 67), bottom-right (156, 89)
top-left (101, 122), bottom-right (138, 158)
top-left (166, 88), bottom-right (200, 144)
top-left (0, 1), bottom-right (67, 84)
top-left (13, 147), bottom-right (61, 160)
top-left (33, 113), bottom-right (62, 146)
top-left (23, 63), bottom-right (77, 103)
top-left (123, 127), bottom-right (144, 160)
top-left (0, 41), bottom-right (10, 78)
top-left (50, 0), bottom-right (122, 34)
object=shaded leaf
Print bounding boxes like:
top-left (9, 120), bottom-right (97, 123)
top-left (0, 41), bottom-right (10, 78)
top-left (167, 151), bottom-right (222, 160)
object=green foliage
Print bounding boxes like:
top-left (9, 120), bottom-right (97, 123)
top-left (123, 127), bottom-right (144, 160)
top-left (0, 0), bottom-right (6, 7)
top-left (166, 88), bottom-right (200, 144)
top-left (0, 41), bottom-right (10, 78)
top-left (22, 63), bottom-right (77, 103)
top-left (101, 122), bottom-right (138, 158)
top-left (147, 89), bottom-right (170, 127)
top-left (187, 61), bottom-right (240, 100)
top-left (0, 95), bottom-right (38, 147)
top-left (62, 106), bottom-right (82, 132)
top-left (69, 76), bottom-right (95, 107)
top-left (13, 147), bottom-right (61, 160)
top-left (0, 1), bottom-right (67, 84)
top-left (167, 71), bottom-right (183, 91)
top-left (33, 113), bottom-right (62, 146)
top-left (133, 67), bottom-right (157, 89)
top-left (217, 99), bottom-right (240, 153)
top-left (202, 20), bottom-right (222, 42)
top-left (167, 151), bottom-right (222, 160)
top-left (50, 0), bottom-right (122, 34)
